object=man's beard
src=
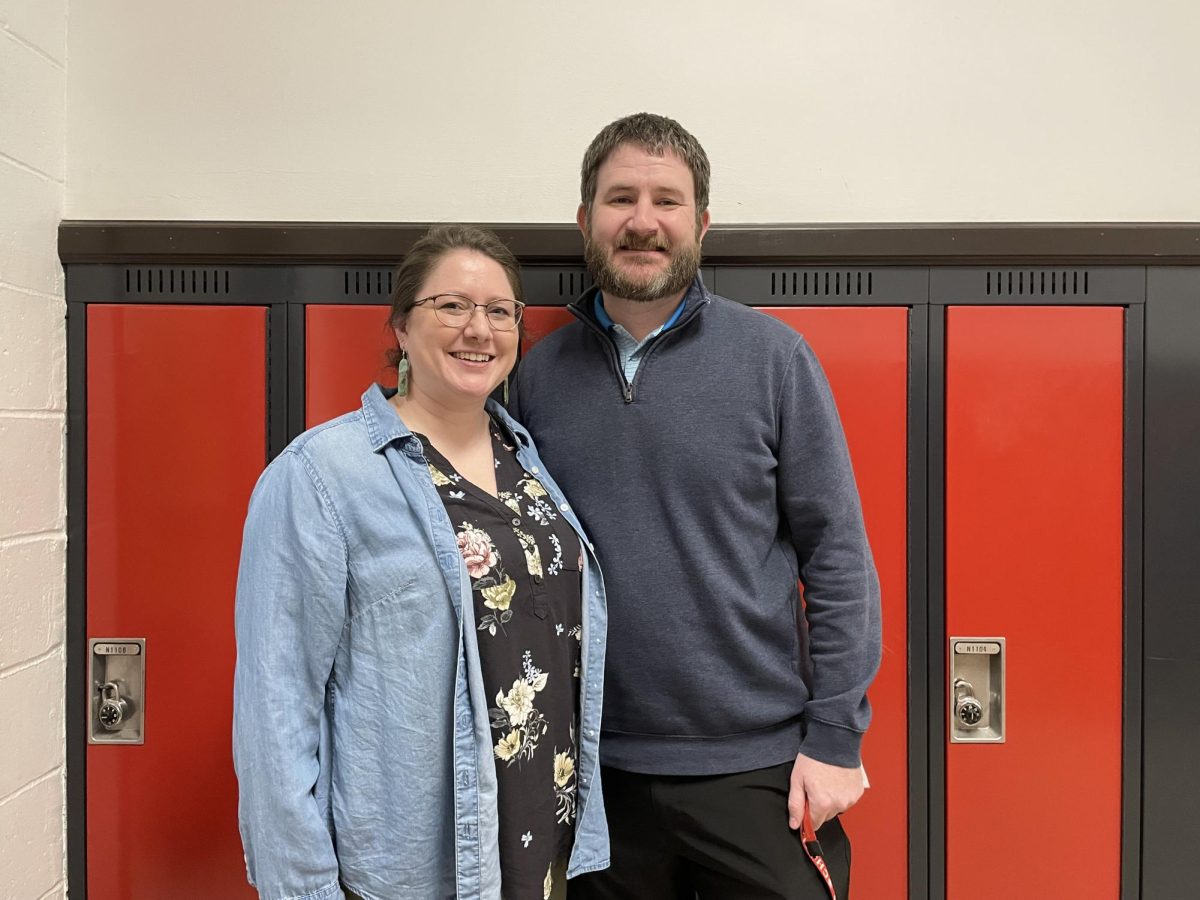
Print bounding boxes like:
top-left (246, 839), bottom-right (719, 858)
top-left (584, 229), bottom-right (701, 303)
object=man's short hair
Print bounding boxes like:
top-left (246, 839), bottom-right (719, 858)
top-left (580, 113), bottom-right (711, 225)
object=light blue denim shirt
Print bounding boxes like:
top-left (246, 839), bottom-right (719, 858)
top-left (233, 385), bottom-right (609, 900)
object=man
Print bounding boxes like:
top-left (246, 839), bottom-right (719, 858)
top-left (511, 112), bottom-right (881, 898)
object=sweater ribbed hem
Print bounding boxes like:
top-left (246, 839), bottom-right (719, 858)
top-left (598, 720), bottom-right (804, 776)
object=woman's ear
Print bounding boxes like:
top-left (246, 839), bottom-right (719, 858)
top-left (392, 325), bottom-right (406, 351)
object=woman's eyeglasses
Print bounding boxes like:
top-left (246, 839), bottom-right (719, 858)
top-left (413, 293), bottom-right (525, 331)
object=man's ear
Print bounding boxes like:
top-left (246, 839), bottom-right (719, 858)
top-left (698, 208), bottom-right (711, 242)
top-left (576, 204), bottom-right (588, 235)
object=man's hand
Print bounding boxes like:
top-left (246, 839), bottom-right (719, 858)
top-left (788, 752), bottom-right (865, 831)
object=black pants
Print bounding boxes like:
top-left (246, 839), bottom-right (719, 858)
top-left (570, 763), bottom-right (851, 900)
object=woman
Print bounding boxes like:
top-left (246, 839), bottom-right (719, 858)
top-left (233, 226), bottom-right (609, 900)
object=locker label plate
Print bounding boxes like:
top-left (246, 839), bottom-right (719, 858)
top-left (93, 642), bottom-right (142, 656)
top-left (953, 641), bottom-right (1001, 655)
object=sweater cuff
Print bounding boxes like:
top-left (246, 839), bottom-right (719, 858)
top-left (799, 718), bottom-right (863, 768)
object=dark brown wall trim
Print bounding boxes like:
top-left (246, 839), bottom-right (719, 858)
top-left (59, 221), bottom-right (1200, 266)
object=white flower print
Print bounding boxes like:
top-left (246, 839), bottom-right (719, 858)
top-left (499, 679), bottom-right (537, 726)
top-left (523, 650), bottom-right (550, 692)
top-left (489, 653), bottom-right (552, 767)
top-left (544, 864), bottom-right (554, 899)
top-left (428, 464), bottom-right (452, 486)
top-left (495, 729), bottom-right (520, 761)
top-left (525, 498), bottom-right (557, 527)
top-left (547, 534), bottom-right (564, 576)
top-left (521, 831), bottom-right (533, 848)
top-left (553, 729), bottom-right (578, 825)
top-left (499, 491), bottom-right (522, 515)
top-left (481, 577), bottom-right (516, 611)
top-left (553, 751), bottom-right (574, 788)
top-left (512, 527), bottom-right (544, 579)
top-left (521, 477), bottom-right (548, 499)
top-left (524, 544), bottom-right (543, 579)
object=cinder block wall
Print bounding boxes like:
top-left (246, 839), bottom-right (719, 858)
top-left (0, 3), bottom-right (68, 898)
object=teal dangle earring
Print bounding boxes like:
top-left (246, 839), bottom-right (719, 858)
top-left (396, 349), bottom-right (410, 396)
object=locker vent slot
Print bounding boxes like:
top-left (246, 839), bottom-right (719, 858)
top-left (769, 270), bottom-right (873, 297)
top-left (124, 268), bottom-right (231, 295)
top-left (986, 270), bottom-right (1090, 297)
top-left (556, 270), bottom-right (592, 298)
top-left (343, 269), bottom-right (395, 297)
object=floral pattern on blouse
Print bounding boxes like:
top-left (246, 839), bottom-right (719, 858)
top-left (422, 421), bottom-right (582, 900)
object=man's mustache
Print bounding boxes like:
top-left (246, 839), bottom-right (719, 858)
top-left (617, 233), bottom-right (669, 252)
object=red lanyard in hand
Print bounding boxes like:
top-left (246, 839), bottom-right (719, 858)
top-left (801, 804), bottom-right (838, 900)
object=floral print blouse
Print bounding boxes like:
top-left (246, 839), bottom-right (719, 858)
top-left (421, 420), bottom-right (583, 900)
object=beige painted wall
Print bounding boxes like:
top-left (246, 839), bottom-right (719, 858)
top-left (0, 0), bottom-right (67, 898)
top-left (67, 1), bottom-right (1200, 223)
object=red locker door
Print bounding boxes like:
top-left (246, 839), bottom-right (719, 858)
top-left (306, 305), bottom-right (397, 427)
top-left (524, 306), bottom-right (910, 899)
top-left (945, 306), bottom-right (1123, 898)
top-left (87, 305), bottom-right (266, 898)
top-left (521, 307), bottom-right (575, 354)
top-left (761, 307), bottom-right (909, 900)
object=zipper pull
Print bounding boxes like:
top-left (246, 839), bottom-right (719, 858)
top-left (623, 383), bottom-right (634, 403)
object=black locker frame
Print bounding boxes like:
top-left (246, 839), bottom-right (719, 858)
top-left (60, 221), bottom-right (1200, 899)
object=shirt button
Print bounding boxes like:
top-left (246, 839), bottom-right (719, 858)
top-left (559, 502), bottom-right (570, 512)
top-left (531, 466), bottom-right (540, 474)
top-left (511, 517), bottom-right (521, 527)
top-left (533, 573), bottom-right (544, 584)
top-left (585, 729), bottom-right (594, 738)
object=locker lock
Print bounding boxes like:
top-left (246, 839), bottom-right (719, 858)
top-left (953, 679), bottom-right (983, 728)
top-left (949, 637), bottom-right (1005, 743)
top-left (97, 682), bottom-right (131, 731)
top-left (89, 638), bottom-right (146, 744)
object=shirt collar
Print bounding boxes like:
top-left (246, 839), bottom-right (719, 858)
top-left (593, 292), bottom-right (688, 337)
top-left (361, 384), bottom-right (415, 452)
top-left (360, 383), bottom-right (530, 453)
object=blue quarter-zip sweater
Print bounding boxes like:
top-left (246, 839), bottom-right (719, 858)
top-left (511, 275), bottom-right (881, 774)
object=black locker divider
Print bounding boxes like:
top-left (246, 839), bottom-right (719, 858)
top-left (926, 305), bottom-right (947, 900)
top-left (64, 300), bottom-right (88, 898)
top-left (1123, 303), bottom-right (1145, 900)
top-left (1142, 267), bottom-right (1200, 899)
top-left (908, 304), bottom-right (931, 900)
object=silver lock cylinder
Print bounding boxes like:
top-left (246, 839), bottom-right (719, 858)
top-left (953, 679), bottom-right (984, 728)
top-left (97, 682), bottom-right (130, 731)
